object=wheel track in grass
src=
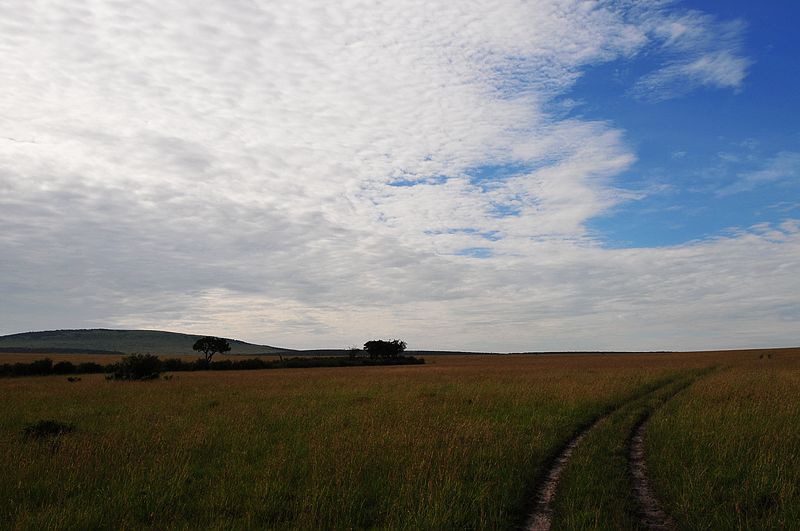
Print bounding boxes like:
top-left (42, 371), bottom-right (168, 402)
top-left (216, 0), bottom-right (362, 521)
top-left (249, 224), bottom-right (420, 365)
top-left (523, 416), bottom-right (606, 530)
top-left (523, 369), bottom-right (715, 531)
top-left (523, 379), bottom-right (677, 531)
top-left (629, 414), bottom-right (676, 530)
top-left (626, 369), bottom-right (718, 531)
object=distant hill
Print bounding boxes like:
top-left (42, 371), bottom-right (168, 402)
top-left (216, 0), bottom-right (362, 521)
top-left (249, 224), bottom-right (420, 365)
top-left (0, 329), bottom-right (292, 356)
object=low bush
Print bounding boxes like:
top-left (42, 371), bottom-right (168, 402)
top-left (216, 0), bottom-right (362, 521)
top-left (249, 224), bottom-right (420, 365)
top-left (76, 362), bottom-right (104, 374)
top-left (52, 361), bottom-right (76, 374)
top-left (161, 358), bottom-right (186, 372)
top-left (107, 354), bottom-right (161, 381)
top-left (23, 419), bottom-right (75, 440)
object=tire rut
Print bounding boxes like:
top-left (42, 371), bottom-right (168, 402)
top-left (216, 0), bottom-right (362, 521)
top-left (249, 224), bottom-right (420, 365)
top-left (627, 368), bottom-right (717, 530)
top-left (524, 417), bottom-right (604, 531)
top-left (523, 379), bottom-right (676, 531)
top-left (629, 415), bottom-right (676, 530)
top-left (626, 370), bottom-right (716, 530)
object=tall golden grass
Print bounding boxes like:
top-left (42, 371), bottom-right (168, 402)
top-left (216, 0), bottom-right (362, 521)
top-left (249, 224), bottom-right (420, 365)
top-left (1, 350), bottom-right (795, 528)
top-left (647, 349), bottom-right (800, 529)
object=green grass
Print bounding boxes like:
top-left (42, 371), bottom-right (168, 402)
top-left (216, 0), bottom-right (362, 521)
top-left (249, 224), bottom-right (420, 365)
top-left (0, 356), bottom-right (687, 529)
top-left (647, 354), bottom-right (800, 529)
top-left (551, 369), bottom-right (704, 530)
top-left (4, 351), bottom-right (797, 529)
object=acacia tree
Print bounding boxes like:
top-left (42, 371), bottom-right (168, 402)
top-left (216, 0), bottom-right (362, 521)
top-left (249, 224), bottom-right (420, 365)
top-left (363, 339), bottom-right (407, 359)
top-left (192, 336), bottom-right (231, 363)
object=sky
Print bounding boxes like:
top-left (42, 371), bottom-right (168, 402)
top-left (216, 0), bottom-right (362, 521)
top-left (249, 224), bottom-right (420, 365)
top-left (1, 0), bottom-right (798, 351)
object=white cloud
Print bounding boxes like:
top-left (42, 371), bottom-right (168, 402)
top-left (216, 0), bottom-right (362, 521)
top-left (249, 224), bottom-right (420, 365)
top-left (632, 12), bottom-right (751, 101)
top-left (717, 151), bottom-right (800, 195)
top-left (90, 222), bottom-right (800, 352)
top-left (0, 0), bottom-right (794, 350)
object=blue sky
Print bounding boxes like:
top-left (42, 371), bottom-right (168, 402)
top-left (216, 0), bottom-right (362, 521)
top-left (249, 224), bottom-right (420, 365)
top-left (578, 1), bottom-right (800, 247)
top-left (1, 1), bottom-right (798, 351)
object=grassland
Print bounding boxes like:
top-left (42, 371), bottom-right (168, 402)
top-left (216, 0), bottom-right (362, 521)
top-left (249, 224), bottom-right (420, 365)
top-left (1, 350), bottom-right (797, 529)
top-left (551, 370), bottom-right (702, 529)
top-left (647, 350), bottom-right (800, 529)
top-left (0, 354), bottom-right (693, 529)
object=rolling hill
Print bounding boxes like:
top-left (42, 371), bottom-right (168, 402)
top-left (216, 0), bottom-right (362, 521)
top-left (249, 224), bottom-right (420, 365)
top-left (0, 329), bottom-right (292, 356)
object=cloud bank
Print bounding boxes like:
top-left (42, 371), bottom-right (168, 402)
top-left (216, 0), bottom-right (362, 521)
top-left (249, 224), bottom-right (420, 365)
top-left (1, 0), bottom-right (796, 350)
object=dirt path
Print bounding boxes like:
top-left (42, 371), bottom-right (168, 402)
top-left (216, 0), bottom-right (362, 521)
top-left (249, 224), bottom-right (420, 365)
top-left (523, 378), bottom-right (681, 531)
top-left (629, 416), bottom-right (677, 530)
top-left (627, 372), bottom-right (712, 530)
top-left (522, 373), bottom-right (709, 530)
top-left (524, 417), bottom-right (604, 531)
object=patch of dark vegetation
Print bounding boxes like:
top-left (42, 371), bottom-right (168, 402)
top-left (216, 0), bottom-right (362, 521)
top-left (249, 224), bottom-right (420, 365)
top-left (53, 361), bottom-right (76, 374)
top-left (1, 354), bottom-right (424, 378)
top-left (77, 362), bottom-right (104, 373)
top-left (192, 336), bottom-right (231, 363)
top-left (276, 355), bottom-right (424, 368)
top-left (363, 339), bottom-right (407, 359)
top-left (107, 354), bottom-right (162, 380)
top-left (175, 355), bottom-right (425, 371)
top-left (1, 358), bottom-right (56, 377)
top-left (23, 419), bottom-right (75, 440)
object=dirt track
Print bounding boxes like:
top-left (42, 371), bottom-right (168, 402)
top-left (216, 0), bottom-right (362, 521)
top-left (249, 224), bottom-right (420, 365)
top-left (524, 377), bottom-right (690, 531)
top-left (524, 418), bottom-right (605, 530)
top-left (629, 416), bottom-right (677, 530)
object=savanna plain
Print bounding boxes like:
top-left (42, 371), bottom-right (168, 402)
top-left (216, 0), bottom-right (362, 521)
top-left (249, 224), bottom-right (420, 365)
top-left (1, 349), bottom-right (798, 530)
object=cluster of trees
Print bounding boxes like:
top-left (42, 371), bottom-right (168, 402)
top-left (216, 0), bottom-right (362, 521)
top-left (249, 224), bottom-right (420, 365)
top-left (360, 339), bottom-right (408, 359)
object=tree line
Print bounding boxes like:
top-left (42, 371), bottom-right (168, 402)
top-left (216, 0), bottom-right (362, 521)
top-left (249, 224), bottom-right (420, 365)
top-left (1, 337), bottom-right (422, 379)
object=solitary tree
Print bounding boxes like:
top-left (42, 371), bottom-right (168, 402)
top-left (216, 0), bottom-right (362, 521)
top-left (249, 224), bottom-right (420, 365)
top-left (192, 336), bottom-right (231, 363)
top-left (363, 339), bottom-right (407, 359)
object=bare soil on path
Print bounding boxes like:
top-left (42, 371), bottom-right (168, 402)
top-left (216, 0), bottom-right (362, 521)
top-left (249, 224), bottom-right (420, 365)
top-left (524, 418), bottom-right (605, 530)
top-left (524, 374), bottom-right (698, 531)
top-left (629, 415), bottom-right (677, 530)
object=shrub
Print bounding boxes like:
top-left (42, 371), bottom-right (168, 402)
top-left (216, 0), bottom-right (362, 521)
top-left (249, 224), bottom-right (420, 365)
top-left (108, 354), bottom-right (161, 380)
top-left (23, 419), bottom-right (75, 440)
top-left (29, 358), bottom-right (54, 374)
top-left (209, 359), bottom-right (234, 371)
top-left (193, 359), bottom-right (211, 371)
top-left (233, 358), bottom-right (269, 370)
top-left (53, 361), bottom-right (76, 374)
top-left (2, 358), bottom-right (56, 376)
top-left (162, 358), bottom-right (188, 372)
top-left (76, 362), bottom-right (104, 374)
